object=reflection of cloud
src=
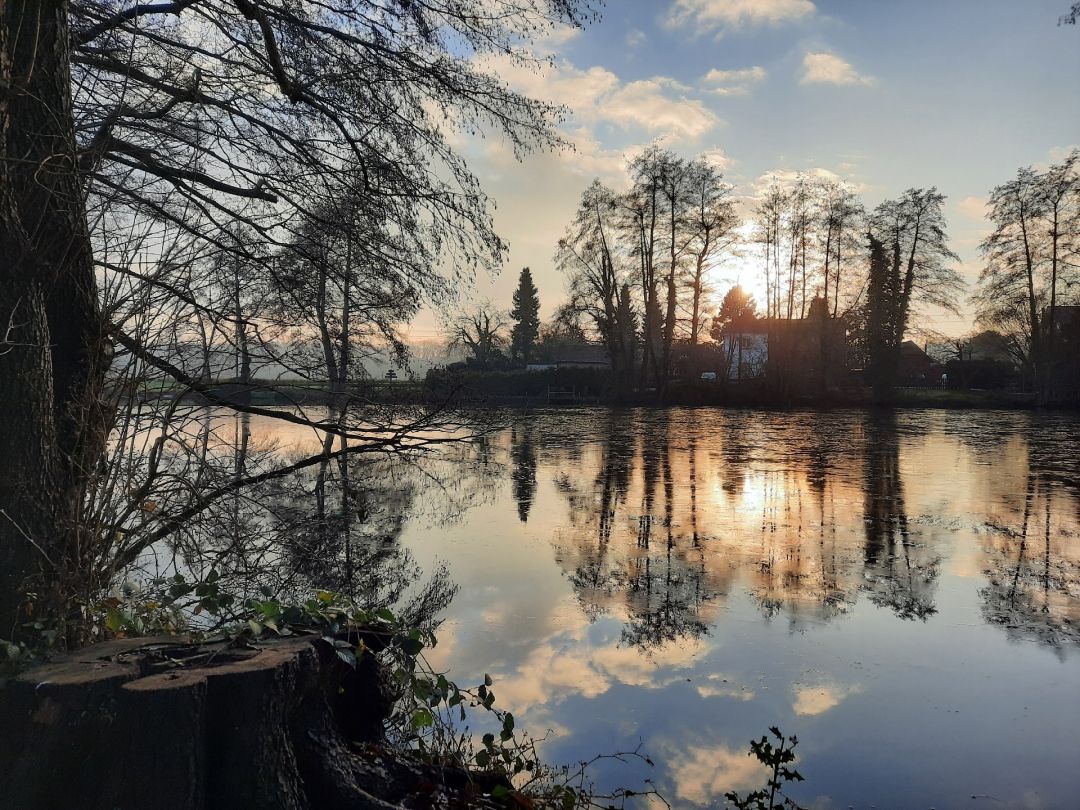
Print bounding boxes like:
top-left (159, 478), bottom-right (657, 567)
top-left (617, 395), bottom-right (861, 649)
top-left (695, 673), bottom-right (755, 701)
top-left (665, 740), bottom-right (770, 806)
top-left (492, 632), bottom-right (710, 715)
top-left (592, 636), bottom-right (708, 686)
top-left (792, 682), bottom-right (862, 716)
top-left (493, 636), bottom-right (611, 714)
top-left (800, 52), bottom-right (876, 87)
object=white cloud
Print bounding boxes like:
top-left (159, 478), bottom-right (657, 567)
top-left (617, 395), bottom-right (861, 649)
top-left (626, 28), bottom-right (646, 48)
top-left (536, 22), bottom-right (582, 55)
top-left (957, 196), bottom-right (987, 221)
top-left (667, 0), bottom-right (815, 33)
top-left (702, 65), bottom-right (767, 96)
top-left (602, 78), bottom-right (720, 140)
top-left (1043, 143), bottom-right (1080, 168)
top-left (700, 147), bottom-right (732, 172)
top-left (800, 52), bottom-right (876, 86)
top-left (480, 56), bottom-right (719, 143)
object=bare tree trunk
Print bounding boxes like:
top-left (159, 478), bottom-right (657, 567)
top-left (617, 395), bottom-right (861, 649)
top-left (338, 230), bottom-right (352, 404)
top-left (1, 0), bottom-right (106, 639)
top-left (1045, 207), bottom-right (1060, 403)
top-left (232, 255), bottom-right (251, 404)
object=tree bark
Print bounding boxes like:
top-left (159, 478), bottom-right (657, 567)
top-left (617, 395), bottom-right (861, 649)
top-left (0, 635), bottom-right (502, 809)
top-left (1, 0), bottom-right (106, 639)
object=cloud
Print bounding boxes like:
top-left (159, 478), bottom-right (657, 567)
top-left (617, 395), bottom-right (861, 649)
top-left (800, 52), bottom-right (876, 86)
top-left (700, 147), bottom-right (733, 171)
top-left (667, 0), bottom-right (815, 33)
top-left (626, 28), bottom-right (646, 48)
top-left (701, 65), bottom-right (767, 96)
top-left (535, 22), bottom-right (582, 55)
top-left (602, 78), bottom-right (720, 140)
top-left (957, 196), bottom-right (987, 221)
top-left (479, 57), bottom-right (719, 142)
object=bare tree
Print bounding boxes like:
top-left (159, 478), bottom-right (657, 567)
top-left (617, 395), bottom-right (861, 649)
top-left (974, 152), bottom-right (1079, 397)
top-left (444, 303), bottom-right (510, 370)
top-left (866, 188), bottom-right (963, 395)
top-left (557, 180), bottom-right (634, 382)
top-left (816, 178), bottom-right (866, 318)
top-left (1, 0), bottom-right (599, 640)
top-left (684, 159), bottom-right (738, 346)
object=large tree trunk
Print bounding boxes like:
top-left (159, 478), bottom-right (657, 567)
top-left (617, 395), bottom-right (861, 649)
top-left (0, 0), bottom-right (106, 640)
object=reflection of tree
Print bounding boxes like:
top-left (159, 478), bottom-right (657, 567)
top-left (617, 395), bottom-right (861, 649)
top-left (621, 415), bottom-right (712, 648)
top-left (140, 407), bottom-right (459, 631)
top-left (551, 411), bottom-right (729, 649)
top-left (510, 425), bottom-right (538, 523)
top-left (861, 414), bottom-right (940, 620)
top-left (980, 473), bottom-right (1080, 652)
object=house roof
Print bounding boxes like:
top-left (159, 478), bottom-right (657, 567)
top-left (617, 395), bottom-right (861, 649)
top-left (550, 344), bottom-right (609, 364)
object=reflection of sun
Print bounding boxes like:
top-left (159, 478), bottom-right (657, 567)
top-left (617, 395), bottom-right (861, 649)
top-left (737, 471), bottom-right (770, 514)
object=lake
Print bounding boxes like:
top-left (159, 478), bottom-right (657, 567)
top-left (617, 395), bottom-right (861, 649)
top-left (178, 407), bottom-right (1080, 808)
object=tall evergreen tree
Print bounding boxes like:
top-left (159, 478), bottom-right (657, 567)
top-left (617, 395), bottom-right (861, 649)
top-left (865, 234), bottom-right (901, 397)
top-left (510, 267), bottom-right (541, 364)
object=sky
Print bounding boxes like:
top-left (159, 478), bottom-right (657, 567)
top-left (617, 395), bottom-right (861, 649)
top-left (408, 0), bottom-right (1080, 343)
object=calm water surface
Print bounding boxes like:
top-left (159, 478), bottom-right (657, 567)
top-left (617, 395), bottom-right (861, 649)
top-left (252, 408), bottom-right (1080, 809)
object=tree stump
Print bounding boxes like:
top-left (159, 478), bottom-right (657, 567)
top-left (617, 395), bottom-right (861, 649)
top-left (0, 635), bottom-right (496, 809)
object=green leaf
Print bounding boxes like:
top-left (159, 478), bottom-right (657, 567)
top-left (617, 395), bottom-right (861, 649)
top-left (410, 708), bottom-right (434, 729)
top-left (105, 608), bottom-right (123, 633)
top-left (398, 636), bottom-right (424, 656)
top-left (375, 607), bottom-right (395, 623)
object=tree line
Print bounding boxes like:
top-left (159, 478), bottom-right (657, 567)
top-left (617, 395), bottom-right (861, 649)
top-left (550, 146), bottom-right (1078, 401)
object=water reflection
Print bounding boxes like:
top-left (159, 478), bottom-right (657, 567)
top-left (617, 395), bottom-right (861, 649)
top-left (510, 425), bottom-right (538, 523)
top-left (432, 408), bottom-right (1080, 808)
top-left (133, 407), bottom-right (461, 629)
top-left (501, 409), bottom-right (1080, 655)
top-left (861, 413), bottom-right (940, 620)
top-left (173, 406), bottom-right (1080, 807)
top-left (980, 471), bottom-right (1080, 652)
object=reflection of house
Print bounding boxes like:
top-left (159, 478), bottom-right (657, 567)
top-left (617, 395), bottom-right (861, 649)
top-left (719, 317), bottom-right (848, 392)
top-left (526, 344), bottom-right (609, 371)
